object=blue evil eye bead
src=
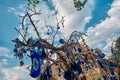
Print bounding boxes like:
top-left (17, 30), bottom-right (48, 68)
top-left (46, 66), bottom-right (52, 78)
top-left (21, 48), bottom-right (26, 53)
top-left (13, 48), bottom-right (18, 53)
top-left (37, 46), bottom-right (46, 60)
top-left (98, 53), bottom-right (105, 58)
top-left (97, 60), bottom-right (104, 68)
top-left (110, 62), bottom-right (117, 67)
top-left (27, 37), bottom-right (33, 43)
top-left (18, 53), bottom-right (23, 59)
top-left (76, 65), bottom-right (82, 75)
top-left (41, 48), bottom-right (46, 60)
top-left (110, 76), bottom-right (117, 80)
top-left (80, 61), bottom-right (84, 65)
top-left (64, 70), bottom-right (72, 80)
top-left (78, 48), bottom-right (82, 52)
top-left (76, 64), bottom-right (82, 75)
top-left (19, 61), bottom-right (24, 66)
top-left (23, 49), bottom-right (27, 53)
top-left (65, 48), bottom-right (70, 58)
top-left (76, 58), bottom-right (84, 65)
top-left (14, 44), bottom-right (20, 48)
top-left (76, 58), bottom-right (81, 65)
top-left (109, 68), bottom-right (114, 75)
top-left (47, 32), bottom-right (50, 35)
top-left (57, 26), bottom-right (60, 29)
top-left (30, 50), bottom-right (41, 78)
top-left (101, 53), bottom-right (105, 58)
top-left (59, 39), bottom-right (65, 44)
top-left (37, 46), bottom-right (43, 57)
top-left (15, 38), bottom-right (19, 41)
top-left (71, 63), bottom-right (82, 75)
top-left (55, 64), bottom-right (58, 66)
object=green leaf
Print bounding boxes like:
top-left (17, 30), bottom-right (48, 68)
top-left (73, 0), bottom-right (87, 11)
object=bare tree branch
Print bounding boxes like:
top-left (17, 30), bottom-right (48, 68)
top-left (27, 12), bottom-right (41, 39)
top-left (21, 14), bottom-right (27, 30)
top-left (14, 27), bottom-right (27, 43)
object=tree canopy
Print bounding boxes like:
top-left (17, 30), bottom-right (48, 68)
top-left (115, 36), bottom-right (120, 62)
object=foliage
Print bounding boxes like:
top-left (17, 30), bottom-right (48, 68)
top-left (28, 0), bottom-right (39, 6)
top-left (27, 0), bottom-right (47, 7)
top-left (115, 36), bottom-right (120, 62)
top-left (27, 0), bottom-right (87, 11)
top-left (73, 0), bottom-right (87, 11)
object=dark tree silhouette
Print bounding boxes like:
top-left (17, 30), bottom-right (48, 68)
top-left (115, 36), bottom-right (120, 62)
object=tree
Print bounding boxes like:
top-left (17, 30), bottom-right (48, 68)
top-left (12, 0), bottom-right (119, 80)
top-left (115, 36), bottom-right (120, 62)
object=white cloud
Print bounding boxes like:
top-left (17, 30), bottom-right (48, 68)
top-left (8, 7), bottom-right (25, 16)
top-left (0, 47), bottom-right (12, 67)
top-left (86, 0), bottom-right (120, 56)
top-left (12, 0), bottom-right (96, 41)
top-left (51, 0), bottom-right (96, 36)
top-left (19, 4), bottom-right (26, 10)
top-left (24, 0), bottom-right (96, 41)
top-left (0, 47), bottom-right (11, 58)
top-left (8, 7), bottom-right (16, 12)
top-left (0, 66), bottom-right (34, 80)
top-left (1, 59), bottom-right (8, 65)
top-left (0, 47), bottom-right (34, 80)
top-left (8, 0), bottom-right (96, 41)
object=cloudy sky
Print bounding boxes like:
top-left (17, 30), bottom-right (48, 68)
top-left (0, 0), bottom-right (120, 80)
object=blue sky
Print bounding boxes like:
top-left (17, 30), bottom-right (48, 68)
top-left (85, 0), bottom-right (113, 31)
top-left (0, 0), bottom-right (120, 80)
top-left (0, 0), bottom-right (27, 50)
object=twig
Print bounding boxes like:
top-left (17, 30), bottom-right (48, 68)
top-left (21, 14), bottom-right (27, 30)
top-left (14, 27), bottom-right (27, 43)
top-left (27, 12), bottom-right (41, 40)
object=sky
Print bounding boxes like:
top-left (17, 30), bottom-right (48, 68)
top-left (0, 0), bottom-right (120, 80)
